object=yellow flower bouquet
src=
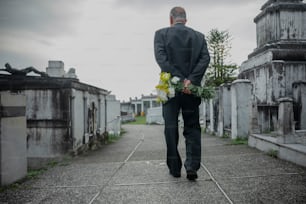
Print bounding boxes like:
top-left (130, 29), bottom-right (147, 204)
top-left (155, 72), bottom-right (215, 103)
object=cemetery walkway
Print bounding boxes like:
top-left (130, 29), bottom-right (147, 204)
top-left (1, 124), bottom-right (306, 203)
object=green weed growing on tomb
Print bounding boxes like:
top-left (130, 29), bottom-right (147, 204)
top-left (126, 116), bottom-right (146, 125)
top-left (47, 160), bottom-right (59, 168)
top-left (107, 128), bottom-right (126, 143)
top-left (0, 167), bottom-right (47, 193)
top-left (221, 133), bottom-right (230, 139)
top-left (107, 133), bottom-right (121, 143)
top-left (26, 168), bottom-right (47, 179)
top-left (0, 157), bottom-right (74, 193)
top-left (230, 137), bottom-right (248, 145)
top-left (267, 149), bottom-right (278, 158)
top-left (201, 127), bottom-right (207, 134)
top-left (120, 128), bottom-right (127, 135)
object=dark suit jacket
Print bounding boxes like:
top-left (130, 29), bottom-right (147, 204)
top-left (154, 23), bottom-right (210, 86)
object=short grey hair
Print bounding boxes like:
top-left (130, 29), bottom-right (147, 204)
top-left (170, 7), bottom-right (186, 21)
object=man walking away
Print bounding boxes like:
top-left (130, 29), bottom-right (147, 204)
top-left (154, 7), bottom-right (210, 181)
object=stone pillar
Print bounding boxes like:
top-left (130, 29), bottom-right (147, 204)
top-left (217, 87), bottom-right (224, 137)
top-left (141, 102), bottom-right (144, 115)
top-left (277, 97), bottom-right (295, 143)
top-left (83, 92), bottom-right (89, 140)
top-left (98, 94), bottom-right (106, 135)
top-left (202, 101), bottom-right (207, 130)
top-left (0, 91), bottom-right (27, 186)
top-left (106, 95), bottom-right (121, 135)
top-left (293, 81), bottom-right (306, 130)
top-left (209, 99), bottom-right (214, 133)
top-left (217, 84), bottom-right (231, 137)
top-left (231, 80), bottom-right (252, 139)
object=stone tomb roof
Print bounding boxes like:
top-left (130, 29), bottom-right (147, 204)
top-left (257, 0), bottom-right (306, 22)
top-left (261, 0), bottom-right (303, 10)
top-left (0, 74), bottom-right (109, 96)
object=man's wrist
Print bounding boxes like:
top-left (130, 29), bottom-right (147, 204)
top-left (184, 79), bottom-right (191, 87)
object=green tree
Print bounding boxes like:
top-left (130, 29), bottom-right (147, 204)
top-left (204, 29), bottom-right (238, 87)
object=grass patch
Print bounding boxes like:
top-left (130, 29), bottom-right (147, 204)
top-left (107, 128), bottom-right (126, 143)
top-left (126, 116), bottom-right (146, 125)
top-left (26, 168), bottom-right (47, 179)
top-left (108, 134), bottom-right (122, 143)
top-left (221, 133), bottom-right (230, 139)
top-left (0, 182), bottom-right (23, 193)
top-left (47, 160), bottom-right (58, 168)
top-left (230, 138), bottom-right (248, 145)
top-left (0, 167), bottom-right (47, 193)
top-left (0, 157), bottom-right (73, 193)
top-left (267, 149), bottom-right (278, 158)
top-left (120, 128), bottom-right (127, 135)
top-left (58, 156), bottom-right (72, 166)
top-left (201, 127), bottom-right (207, 134)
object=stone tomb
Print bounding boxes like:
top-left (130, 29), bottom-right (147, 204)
top-left (0, 73), bottom-right (120, 169)
top-left (239, 0), bottom-right (306, 133)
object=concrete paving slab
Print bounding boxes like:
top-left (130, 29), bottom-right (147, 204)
top-left (94, 181), bottom-right (228, 204)
top-left (218, 174), bottom-right (306, 203)
top-left (202, 153), bottom-right (306, 179)
top-left (111, 160), bottom-right (210, 185)
top-left (128, 124), bottom-right (187, 161)
top-left (0, 186), bottom-right (99, 204)
top-left (25, 163), bottom-right (122, 188)
top-left (129, 150), bottom-right (166, 161)
top-left (74, 125), bottom-right (144, 163)
top-left (74, 147), bottom-right (130, 164)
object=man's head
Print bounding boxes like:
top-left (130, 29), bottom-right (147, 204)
top-left (170, 7), bottom-right (187, 26)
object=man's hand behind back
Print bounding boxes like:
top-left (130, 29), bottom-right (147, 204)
top-left (183, 79), bottom-right (192, 94)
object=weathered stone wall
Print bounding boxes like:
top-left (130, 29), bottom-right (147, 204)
top-left (26, 89), bottom-right (72, 161)
top-left (240, 62), bottom-right (306, 105)
top-left (70, 90), bottom-right (107, 150)
top-left (240, 61), bottom-right (306, 132)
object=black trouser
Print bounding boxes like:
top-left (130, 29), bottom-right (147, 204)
top-left (162, 93), bottom-right (202, 174)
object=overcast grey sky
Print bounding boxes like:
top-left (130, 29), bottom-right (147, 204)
top-left (0, 0), bottom-right (268, 101)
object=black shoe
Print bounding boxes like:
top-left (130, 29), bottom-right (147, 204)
top-left (170, 171), bottom-right (181, 178)
top-left (186, 171), bottom-right (198, 181)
